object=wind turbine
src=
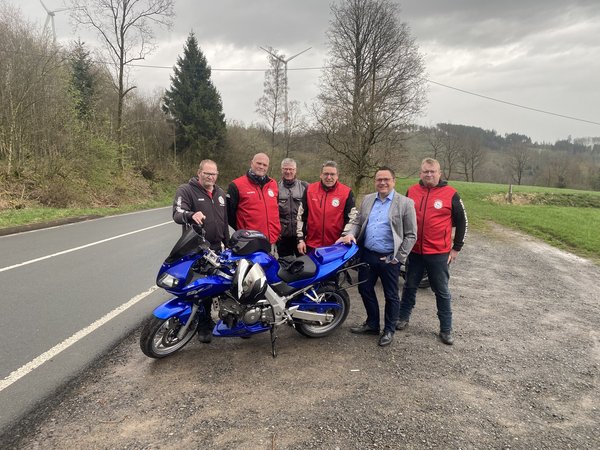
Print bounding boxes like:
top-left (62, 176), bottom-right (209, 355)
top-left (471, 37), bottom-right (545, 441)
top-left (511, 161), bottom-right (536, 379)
top-left (39, 0), bottom-right (72, 44)
top-left (260, 46), bottom-right (311, 148)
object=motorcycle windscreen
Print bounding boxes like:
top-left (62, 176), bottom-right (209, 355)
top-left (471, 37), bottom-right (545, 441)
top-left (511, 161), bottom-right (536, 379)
top-left (165, 226), bottom-right (206, 263)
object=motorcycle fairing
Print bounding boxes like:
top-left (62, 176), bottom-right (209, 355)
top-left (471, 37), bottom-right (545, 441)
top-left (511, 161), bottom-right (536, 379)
top-left (212, 320), bottom-right (270, 337)
top-left (153, 298), bottom-right (205, 321)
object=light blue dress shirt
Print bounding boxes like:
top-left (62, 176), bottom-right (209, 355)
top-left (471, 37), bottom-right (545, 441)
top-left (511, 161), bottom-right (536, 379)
top-left (364, 189), bottom-right (395, 254)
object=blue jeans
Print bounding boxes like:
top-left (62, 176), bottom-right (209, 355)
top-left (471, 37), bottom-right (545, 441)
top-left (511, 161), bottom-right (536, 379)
top-left (358, 248), bottom-right (402, 333)
top-left (399, 252), bottom-right (453, 332)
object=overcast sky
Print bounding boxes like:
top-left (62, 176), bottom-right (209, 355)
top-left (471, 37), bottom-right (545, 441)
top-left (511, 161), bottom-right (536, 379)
top-left (8, 0), bottom-right (600, 143)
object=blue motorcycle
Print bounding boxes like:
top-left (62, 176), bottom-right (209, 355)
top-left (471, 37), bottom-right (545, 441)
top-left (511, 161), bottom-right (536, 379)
top-left (140, 228), bottom-right (362, 358)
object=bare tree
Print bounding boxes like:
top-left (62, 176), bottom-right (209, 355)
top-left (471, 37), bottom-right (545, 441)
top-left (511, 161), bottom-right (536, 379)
top-left (314, 0), bottom-right (426, 191)
top-left (70, 0), bottom-right (174, 168)
top-left (507, 143), bottom-right (531, 185)
top-left (436, 125), bottom-right (461, 180)
top-left (459, 134), bottom-right (485, 182)
top-left (426, 126), bottom-right (445, 160)
top-left (0, 4), bottom-right (68, 175)
top-left (255, 47), bottom-right (285, 152)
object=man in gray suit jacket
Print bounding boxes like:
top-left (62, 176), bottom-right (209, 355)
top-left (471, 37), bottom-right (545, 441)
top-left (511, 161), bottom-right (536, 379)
top-left (338, 167), bottom-right (417, 347)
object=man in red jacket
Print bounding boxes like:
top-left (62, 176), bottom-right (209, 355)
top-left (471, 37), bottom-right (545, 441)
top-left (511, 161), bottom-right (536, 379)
top-left (227, 153), bottom-right (281, 244)
top-left (397, 158), bottom-right (468, 345)
top-left (296, 161), bottom-right (356, 254)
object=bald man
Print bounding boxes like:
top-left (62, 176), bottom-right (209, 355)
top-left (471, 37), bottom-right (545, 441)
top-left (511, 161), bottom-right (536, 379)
top-left (227, 153), bottom-right (281, 244)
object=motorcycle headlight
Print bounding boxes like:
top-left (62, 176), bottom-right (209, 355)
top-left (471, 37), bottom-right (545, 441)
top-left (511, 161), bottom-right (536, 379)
top-left (240, 263), bottom-right (267, 304)
top-left (157, 273), bottom-right (179, 289)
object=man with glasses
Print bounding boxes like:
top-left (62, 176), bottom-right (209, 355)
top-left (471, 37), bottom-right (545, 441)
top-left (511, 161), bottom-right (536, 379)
top-left (173, 159), bottom-right (229, 343)
top-left (397, 158), bottom-right (468, 345)
top-left (338, 167), bottom-right (417, 347)
top-left (173, 159), bottom-right (228, 250)
top-left (296, 161), bottom-right (356, 254)
top-left (277, 158), bottom-right (308, 257)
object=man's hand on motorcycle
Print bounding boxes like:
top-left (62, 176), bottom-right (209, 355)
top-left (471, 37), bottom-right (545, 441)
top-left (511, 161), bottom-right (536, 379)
top-left (336, 235), bottom-right (356, 245)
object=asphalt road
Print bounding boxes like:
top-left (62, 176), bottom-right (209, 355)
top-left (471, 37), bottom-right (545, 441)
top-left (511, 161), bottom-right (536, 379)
top-left (0, 207), bottom-right (181, 435)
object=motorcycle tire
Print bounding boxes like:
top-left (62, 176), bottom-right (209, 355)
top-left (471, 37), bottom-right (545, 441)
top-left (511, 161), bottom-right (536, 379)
top-left (139, 315), bottom-right (199, 359)
top-left (295, 286), bottom-right (350, 338)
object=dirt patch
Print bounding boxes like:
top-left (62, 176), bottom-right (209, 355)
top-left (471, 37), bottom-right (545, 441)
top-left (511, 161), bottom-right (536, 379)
top-left (3, 227), bottom-right (600, 449)
top-left (487, 192), bottom-right (600, 208)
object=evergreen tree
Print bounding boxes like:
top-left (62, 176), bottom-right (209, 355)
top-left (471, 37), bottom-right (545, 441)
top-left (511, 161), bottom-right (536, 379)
top-left (163, 32), bottom-right (226, 160)
top-left (69, 40), bottom-right (97, 122)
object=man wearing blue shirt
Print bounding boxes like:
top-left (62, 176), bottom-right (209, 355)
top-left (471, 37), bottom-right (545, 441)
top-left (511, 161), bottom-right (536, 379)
top-left (339, 167), bottom-right (417, 346)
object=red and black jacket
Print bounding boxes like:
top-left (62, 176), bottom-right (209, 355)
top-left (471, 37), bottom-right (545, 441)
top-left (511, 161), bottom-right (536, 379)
top-left (227, 173), bottom-right (281, 244)
top-left (298, 181), bottom-right (355, 248)
top-left (407, 180), bottom-right (468, 254)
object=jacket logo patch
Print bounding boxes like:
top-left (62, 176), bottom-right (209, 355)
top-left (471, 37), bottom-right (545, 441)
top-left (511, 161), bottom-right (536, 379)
top-left (332, 198), bottom-right (340, 207)
top-left (267, 189), bottom-right (275, 197)
top-left (246, 191), bottom-right (256, 194)
top-left (218, 196), bottom-right (225, 205)
top-left (434, 200), bottom-right (443, 209)
top-left (198, 198), bottom-right (205, 201)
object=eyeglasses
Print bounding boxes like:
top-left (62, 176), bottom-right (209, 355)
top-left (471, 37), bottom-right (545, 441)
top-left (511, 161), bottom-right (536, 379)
top-left (376, 178), bottom-right (393, 183)
top-left (421, 170), bottom-right (437, 175)
top-left (322, 172), bottom-right (338, 177)
top-left (202, 172), bottom-right (218, 177)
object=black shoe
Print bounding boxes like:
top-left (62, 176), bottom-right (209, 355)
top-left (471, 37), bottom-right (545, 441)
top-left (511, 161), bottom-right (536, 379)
top-left (197, 328), bottom-right (212, 343)
top-left (378, 331), bottom-right (394, 347)
top-left (395, 319), bottom-right (409, 330)
top-left (197, 318), bottom-right (215, 344)
top-left (439, 330), bottom-right (454, 345)
top-left (350, 322), bottom-right (380, 335)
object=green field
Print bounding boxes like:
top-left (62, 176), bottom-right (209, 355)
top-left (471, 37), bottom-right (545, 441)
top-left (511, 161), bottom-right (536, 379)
top-left (396, 179), bottom-right (600, 263)
top-left (2, 181), bottom-right (599, 264)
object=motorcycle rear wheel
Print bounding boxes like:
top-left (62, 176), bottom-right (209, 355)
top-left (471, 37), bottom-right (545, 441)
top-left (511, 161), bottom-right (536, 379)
top-left (295, 286), bottom-right (350, 338)
top-left (140, 315), bottom-right (199, 358)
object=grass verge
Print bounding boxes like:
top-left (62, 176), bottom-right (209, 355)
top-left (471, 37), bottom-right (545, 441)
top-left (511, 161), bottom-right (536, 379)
top-left (0, 197), bottom-right (172, 229)
top-left (396, 179), bottom-right (600, 264)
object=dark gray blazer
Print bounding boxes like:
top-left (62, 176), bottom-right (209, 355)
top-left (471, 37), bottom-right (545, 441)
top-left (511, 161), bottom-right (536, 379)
top-left (344, 190), bottom-right (417, 264)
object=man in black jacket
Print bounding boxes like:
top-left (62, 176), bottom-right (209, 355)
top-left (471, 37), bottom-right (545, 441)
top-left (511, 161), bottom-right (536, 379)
top-left (173, 159), bottom-right (229, 251)
top-left (172, 159), bottom-right (228, 343)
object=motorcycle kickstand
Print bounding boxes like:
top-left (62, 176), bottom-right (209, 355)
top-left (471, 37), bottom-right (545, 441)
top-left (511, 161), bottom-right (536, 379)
top-left (270, 325), bottom-right (278, 358)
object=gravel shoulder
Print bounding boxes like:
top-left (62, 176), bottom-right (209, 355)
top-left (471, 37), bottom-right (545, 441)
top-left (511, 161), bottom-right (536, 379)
top-left (3, 226), bottom-right (600, 449)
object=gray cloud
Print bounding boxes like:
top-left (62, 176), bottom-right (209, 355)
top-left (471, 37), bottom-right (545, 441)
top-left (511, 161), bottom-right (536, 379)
top-left (8, 0), bottom-right (600, 141)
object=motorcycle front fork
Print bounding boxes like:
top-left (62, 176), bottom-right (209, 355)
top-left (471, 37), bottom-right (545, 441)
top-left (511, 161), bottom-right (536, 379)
top-left (175, 303), bottom-right (200, 340)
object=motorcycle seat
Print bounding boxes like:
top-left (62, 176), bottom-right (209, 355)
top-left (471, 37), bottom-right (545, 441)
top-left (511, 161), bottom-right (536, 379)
top-left (277, 255), bottom-right (317, 283)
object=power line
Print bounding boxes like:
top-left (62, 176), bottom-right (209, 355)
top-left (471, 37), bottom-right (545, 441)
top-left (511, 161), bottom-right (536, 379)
top-left (426, 79), bottom-right (600, 127)
top-left (130, 61), bottom-right (599, 127)
top-left (1, 46), bottom-right (597, 127)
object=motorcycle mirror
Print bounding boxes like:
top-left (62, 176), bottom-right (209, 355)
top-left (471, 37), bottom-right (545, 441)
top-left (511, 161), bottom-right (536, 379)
top-left (191, 224), bottom-right (210, 250)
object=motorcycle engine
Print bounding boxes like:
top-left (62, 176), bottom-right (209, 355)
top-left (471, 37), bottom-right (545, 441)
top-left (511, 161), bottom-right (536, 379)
top-left (218, 296), bottom-right (271, 327)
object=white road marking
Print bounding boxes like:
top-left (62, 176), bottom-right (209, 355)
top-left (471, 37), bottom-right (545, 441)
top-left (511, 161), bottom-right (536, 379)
top-left (0, 286), bottom-right (159, 393)
top-left (0, 221), bottom-right (171, 273)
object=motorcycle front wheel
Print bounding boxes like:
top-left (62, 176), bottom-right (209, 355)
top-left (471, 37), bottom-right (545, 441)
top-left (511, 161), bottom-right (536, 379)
top-left (295, 286), bottom-right (350, 338)
top-left (139, 314), bottom-right (199, 358)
